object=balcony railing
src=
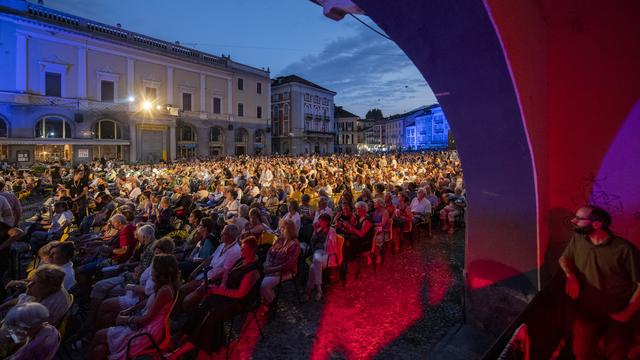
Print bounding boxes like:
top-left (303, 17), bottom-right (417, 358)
top-left (18, 93), bottom-right (131, 112)
top-left (304, 130), bottom-right (335, 136)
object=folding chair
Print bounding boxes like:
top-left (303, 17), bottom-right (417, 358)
top-left (259, 231), bottom-right (278, 246)
top-left (355, 231), bottom-right (378, 280)
top-left (125, 293), bottom-right (179, 360)
top-left (225, 275), bottom-right (265, 359)
top-left (328, 234), bottom-right (345, 286)
top-left (54, 294), bottom-right (75, 360)
top-left (413, 210), bottom-right (433, 240)
top-left (378, 218), bottom-right (395, 265)
top-left (272, 253), bottom-right (303, 316)
top-left (398, 219), bottom-right (413, 252)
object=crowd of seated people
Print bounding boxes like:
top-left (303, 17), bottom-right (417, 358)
top-left (0, 151), bottom-right (466, 358)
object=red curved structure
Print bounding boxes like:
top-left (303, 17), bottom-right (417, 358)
top-left (343, 0), bottom-right (640, 339)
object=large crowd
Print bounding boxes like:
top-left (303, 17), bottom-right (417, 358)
top-left (0, 151), bottom-right (466, 359)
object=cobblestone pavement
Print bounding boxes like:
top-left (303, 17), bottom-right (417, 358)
top-left (51, 216), bottom-right (464, 360)
top-left (215, 227), bottom-right (466, 360)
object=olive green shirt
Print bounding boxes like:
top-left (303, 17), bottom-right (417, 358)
top-left (562, 233), bottom-right (640, 313)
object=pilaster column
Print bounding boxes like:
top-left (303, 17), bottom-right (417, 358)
top-left (15, 34), bottom-right (27, 92)
top-left (127, 58), bottom-right (135, 111)
top-left (200, 74), bottom-right (206, 112)
top-left (77, 47), bottom-right (87, 98)
top-left (169, 125), bottom-right (176, 161)
top-left (196, 126), bottom-right (209, 157)
top-left (227, 79), bottom-right (232, 117)
top-left (247, 128), bottom-right (255, 155)
top-left (167, 66), bottom-right (174, 105)
top-left (225, 127), bottom-right (235, 156)
top-left (129, 123), bottom-right (137, 162)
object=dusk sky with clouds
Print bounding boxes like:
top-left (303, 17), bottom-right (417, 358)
top-left (39, 0), bottom-right (436, 117)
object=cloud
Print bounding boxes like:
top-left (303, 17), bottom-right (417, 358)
top-left (278, 26), bottom-right (436, 117)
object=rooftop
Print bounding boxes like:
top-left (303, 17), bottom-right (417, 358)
top-left (334, 106), bottom-right (359, 118)
top-left (0, 0), bottom-right (269, 77)
top-left (271, 75), bottom-right (336, 94)
top-left (387, 104), bottom-right (441, 120)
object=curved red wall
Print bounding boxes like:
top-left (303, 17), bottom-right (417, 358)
top-left (355, 0), bottom-right (640, 336)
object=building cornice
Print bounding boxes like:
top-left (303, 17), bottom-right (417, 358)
top-left (1, 10), bottom-right (268, 80)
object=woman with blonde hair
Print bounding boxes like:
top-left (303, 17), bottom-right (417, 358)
top-left (259, 219), bottom-right (300, 308)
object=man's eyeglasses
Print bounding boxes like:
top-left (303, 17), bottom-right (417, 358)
top-left (573, 216), bottom-right (591, 221)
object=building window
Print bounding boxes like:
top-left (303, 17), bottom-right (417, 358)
top-left (177, 125), bottom-right (197, 159)
top-left (237, 103), bottom-right (244, 117)
top-left (284, 104), bottom-right (290, 134)
top-left (257, 106), bottom-right (262, 119)
top-left (209, 127), bottom-right (224, 156)
top-left (35, 116), bottom-right (71, 139)
top-left (271, 105), bottom-right (279, 136)
top-left (237, 78), bottom-right (244, 90)
top-left (145, 86), bottom-right (157, 100)
top-left (0, 119), bottom-right (7, 138)
top-left (257, 82), bottom-right (262, 94)
top-left (254, 129), bottom-right (265, 155)
top-left (177, 125), bottom-right (196, 142)
top-left (182, 93), bottom-right (192, 111)
top-left (213, 97), bottom-right (221, 114)
top-left (94, 119), bottom-right (123, 160)
top-left (100, 80), bottom-right (115, 102)
top-left (95, 119), bottom-right (121, 139)
top-left (234, 128), bottom-right (248, 155)
top-left (45, 72), bottom-right (62, 97)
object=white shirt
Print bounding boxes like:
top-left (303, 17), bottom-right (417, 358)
top-left (60, 261), bottom-right (76, 290)
top-left (129, 187), bottom-right (142, 201)
top-left (50, 210), bottom-right (74, 233)
top-left (207, 241), bottom-right (242, 280)
top-left (283, 211), bottom-right (301, 235)
top-left (225, 199), bottom-right (240, 217)
top-left (260, 169), bottom-right (274, 186)
top-left (410, 197), bottom-right (432, 215)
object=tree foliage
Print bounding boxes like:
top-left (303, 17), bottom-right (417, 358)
top-left (365, 108), bottom-right (384, 121)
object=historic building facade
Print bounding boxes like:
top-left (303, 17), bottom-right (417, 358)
top-left (0, 0), bottom-right (271, 165)
top-left (403, 105), bottom-right (450, 150)
top-left (359, 105), bottom-right (450, 152)
top-left (334, 106), bottom-right (367, 154)
top-left (271, 75), bottom-right (335, 155)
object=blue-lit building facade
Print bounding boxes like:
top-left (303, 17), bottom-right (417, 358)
top-left (402, 104), bottom-right (450, 150)
top-left (361, 104), bottom-right (451, 152)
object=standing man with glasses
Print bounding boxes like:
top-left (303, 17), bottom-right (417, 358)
top-left (559, 205), bottom-right (640, 360)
